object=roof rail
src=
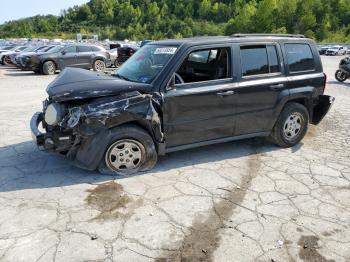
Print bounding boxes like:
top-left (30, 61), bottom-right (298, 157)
top-left (231, 33), bottom-right (305, 38)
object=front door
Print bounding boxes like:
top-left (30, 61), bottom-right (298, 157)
top-left (59, 46), bottom-right (78, 68)
top-left (163, 47), bottom-right (237, 148)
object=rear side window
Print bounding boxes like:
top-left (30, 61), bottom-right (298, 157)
top-left (285, 44), bottom-right (315, 72)
top-left (91, 46), bottom-right (103, 52)
top-left (78, 46), bottom-right (92, 52)
top-left (240, 45), bottom-right (280, 76)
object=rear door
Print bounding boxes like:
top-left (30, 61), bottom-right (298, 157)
top-left (76, 46), bottom-right (93, 68)
top-left (163, 46), bottom-right (237, 148)
top-left (234, 43), bottom-right (288, 135)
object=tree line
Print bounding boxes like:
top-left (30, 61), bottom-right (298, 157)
top-left (0, 0), bottom-right (349, 42)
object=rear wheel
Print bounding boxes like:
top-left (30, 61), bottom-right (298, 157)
top-left (98, 125), bottom-right (157, 176)
top-left (114, 59), bottom-right (123, 67)
top-left (269, 103), bottom-right (309, 148)
top-left (335, 69), bottom-right (347, 82)
top-left (93, 59), bottom-right (106, 72)
top-left (42, 61), bottom-right (56, 75)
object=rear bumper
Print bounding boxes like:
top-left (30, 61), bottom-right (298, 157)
top-left (311, 95), bottom-right (335, 125)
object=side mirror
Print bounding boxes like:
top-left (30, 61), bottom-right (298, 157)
top-left (166, 74), bottom-right (176, 91)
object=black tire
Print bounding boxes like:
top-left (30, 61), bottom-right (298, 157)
top-left (42, 61), bottom-right (56, 75)
top-left (335, 69), bottom-right (347, 82)
top-left (98, 124), bottom-right (157, 176)
top-left (93, 59), bottom-right (106, 72)
top-left (114, 59), bottom-right (123, 68)
top-left (3, 56), bottom-right (10, 65)
top-left (269, 102), bottom-right (309, 148)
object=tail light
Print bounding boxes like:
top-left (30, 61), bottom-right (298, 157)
top-left (322, 73), bottom-right (327, 94)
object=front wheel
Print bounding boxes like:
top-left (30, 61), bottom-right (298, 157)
top-left (93, 59), bottom-right (106, 72)
top-left (335, 69), bottom-right (347, 82)
top-left (98, 125), bottom-right (157, 176)
top-left (42, 61), bottom-right (56, 75)
top-left (269, 103), bottom-right (309, 148)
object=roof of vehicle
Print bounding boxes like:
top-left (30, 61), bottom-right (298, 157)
top-left (152, 34), bottom-right (312, 46)
top-left (67, 43), bottom-right (103, 47)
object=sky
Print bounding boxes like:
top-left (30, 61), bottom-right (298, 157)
top-left (0, 0), bottom-right (89, 24)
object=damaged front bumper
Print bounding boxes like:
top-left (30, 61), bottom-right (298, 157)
top-left (30, 112), bottom-right (75, 151)
top-left (311, 95), bottom-right (335, 125)
top-left (30, 112), bottom-right (53, 150)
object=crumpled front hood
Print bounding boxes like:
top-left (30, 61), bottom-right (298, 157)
top-left (46, 68), bottom-right (152, 102)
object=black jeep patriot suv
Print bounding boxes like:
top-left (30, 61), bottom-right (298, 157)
top-left (31, 34), bottom-right (334, 175)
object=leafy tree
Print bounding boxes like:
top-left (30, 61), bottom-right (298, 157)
top-left (0, 0), bottom-right (349, 42)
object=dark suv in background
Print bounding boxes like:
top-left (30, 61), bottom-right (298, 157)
top-left (21, 44), bottom-right (111, 75)
top-left (31, 34), bottom-right (334, 175)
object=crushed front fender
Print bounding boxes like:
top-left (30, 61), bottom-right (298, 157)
top-left (71, 91), bottom-right (163, 170)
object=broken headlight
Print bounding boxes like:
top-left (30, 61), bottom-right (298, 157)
top-left (44, 103), bottom-right (65, 126)
top-left (66, 107), bottom-right (82, 128)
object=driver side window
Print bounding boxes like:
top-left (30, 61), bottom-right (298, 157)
top-left (175, 47), bottom-right (231, 85)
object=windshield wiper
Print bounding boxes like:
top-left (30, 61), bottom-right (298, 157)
top-left (115, 73), bottom-right (134, 82)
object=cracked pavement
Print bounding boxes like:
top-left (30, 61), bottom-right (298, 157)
top-left (0, 56), bottom-right (349, 262)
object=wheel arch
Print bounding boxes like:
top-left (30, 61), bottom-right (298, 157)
top-left (74, 121), bottom-right (157, 172)
top-left (73, 93), bottom-right (163, 171)
top-left (272, 86), bottom-right (315, 129)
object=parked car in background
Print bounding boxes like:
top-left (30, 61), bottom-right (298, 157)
top-left (107, 48), bottom-right (118, 67)
top-left (318, 46), bottom-right (331, 55)
top-left (325, 45), bottom-right (347, 56)
top-left (30, 34), bottom-right (334, 175)
top-left (115, 45), bottom-right (138, 67)
top-left (19, 44), bottom-right (111, 75)
top-left (16, 46), bottom-right (56, 67)
top-left (140, 40), bottom-right (152, 47)
top-left (1, 46), bottom-right (27, 65)
top-left (0, 46), bottom-right (15, 54)
top-left (0, 46), bottom-right (21, 64)
top-left (8, 46), bottom-right (39, 65)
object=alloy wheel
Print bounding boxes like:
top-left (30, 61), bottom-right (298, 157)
top-left (283, 112), bottom-right (304, 141)
top-left (94, 60), bottom-right (105, 72)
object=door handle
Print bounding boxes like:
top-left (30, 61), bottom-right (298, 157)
top-left (217, 90), bottom-right (235, 96)
top-left (269, 83), bottom-right (284, 90)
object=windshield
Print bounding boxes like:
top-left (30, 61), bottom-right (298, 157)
top-left (41, 46), bottom-right (55, 52)
top-left (115, 45), bottom-right (178, 83)
top-left (46, 45), bottom-right (63, 53)
top-left (17, 46), bottom-right (27, 51)
top-left (22, 46), bottom-right (37, 52)
top-left (1, 46), bottom-right (15, 51)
